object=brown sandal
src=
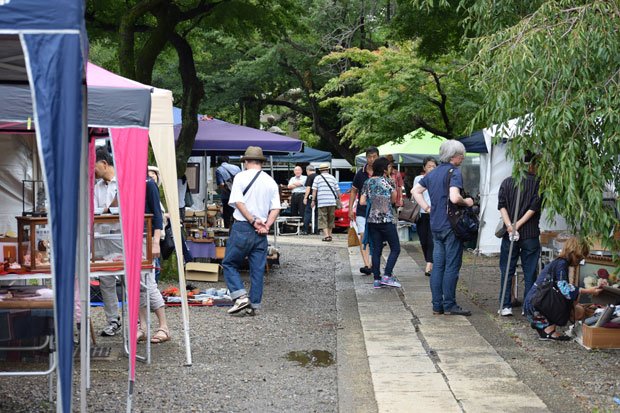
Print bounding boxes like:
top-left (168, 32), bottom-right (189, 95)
top-left (150, 328), bottom-right (170, 344)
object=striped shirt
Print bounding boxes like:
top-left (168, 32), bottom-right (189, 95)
top-left (497, 174), bottom-right (541, 240)
top-left (312, 172), bottom-right (340, 207)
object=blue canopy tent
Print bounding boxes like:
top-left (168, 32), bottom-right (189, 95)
top-left (0, 1), bottom-right (87, 412)
top-left (270, 147), bottom-right (332, 164)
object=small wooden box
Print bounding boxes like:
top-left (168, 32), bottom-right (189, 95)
top-left (185, 262), bottom-right (220, 282)
top-left (582, 324), bottom-right (620, 350)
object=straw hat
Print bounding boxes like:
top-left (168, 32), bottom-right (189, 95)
top-left (241, 146), bottom-right (266, 161)
top-left (318, 162), bottom-right (330, 171)
top-left (147, 165), bottom-right (160, 185)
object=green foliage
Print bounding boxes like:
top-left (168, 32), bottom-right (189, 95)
top-left (389, 0), bottom-right (468, 58)
top-left (317, 42), bottom-right (482, 148)
top-left (465, 0), bottom-right (620, 253)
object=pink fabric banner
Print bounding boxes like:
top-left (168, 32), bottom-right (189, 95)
top-left (110, 127), bottom-right (149, 380)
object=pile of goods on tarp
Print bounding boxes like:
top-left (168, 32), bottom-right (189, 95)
top-left (161, 286), bottom-right (232, 307)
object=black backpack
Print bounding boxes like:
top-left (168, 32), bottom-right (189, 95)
top-left (446, 168), bottom-right (479, 242)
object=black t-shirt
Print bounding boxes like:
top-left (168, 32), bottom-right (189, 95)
top-left (352, 165), bottom-right (371, 217)
top-left (305, 173), bottom-right (316, 195)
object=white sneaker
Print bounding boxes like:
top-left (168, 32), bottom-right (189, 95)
top-left (228, 296), bottom-right (250, 314)
top-left (498, 307), bottom-right (513, 317)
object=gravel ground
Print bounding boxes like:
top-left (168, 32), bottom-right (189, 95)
top-left (404, 243), bottom-right (620, 413)
top-left (0, 243), bottom-right (340, 412)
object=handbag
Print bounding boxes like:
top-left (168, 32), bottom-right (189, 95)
top-left (531, 261), bottom-right (572, 326)
top-left (445, 168), bottom-right (479, 242)
top-left (399, 198), bottom-right (421, 223)
top-left (160, 223), bottom-right (175, 260)
top-left (347, 223), bottom-right (360, 247)
top-left (495, 219), bottom-right (507, 238)
top-left (320, 175), bottom-right (342, 209)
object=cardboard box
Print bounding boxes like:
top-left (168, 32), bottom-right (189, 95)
top-left (185, 262), bottom-right (220, 282)
top-left (582, 324), bottom-right (620, 350)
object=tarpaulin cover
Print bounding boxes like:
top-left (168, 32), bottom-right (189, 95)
top-left (173, 107), bottom-right (303, 155)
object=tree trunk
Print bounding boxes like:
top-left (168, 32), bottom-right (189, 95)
top-left (169, 33), bottom-right (205, 177)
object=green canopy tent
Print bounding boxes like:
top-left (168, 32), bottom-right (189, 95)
top-left (355, 129), bottom-right (474, 166)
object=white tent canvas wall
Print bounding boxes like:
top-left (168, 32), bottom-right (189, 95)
top-left (477, 118), bottom-right (568, 254)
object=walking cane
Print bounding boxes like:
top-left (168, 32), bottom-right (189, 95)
top-left (498, 184), bottom-right (522, 315)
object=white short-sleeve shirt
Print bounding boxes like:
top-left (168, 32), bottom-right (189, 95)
top-left (229, 169), bottom-right (280, 222)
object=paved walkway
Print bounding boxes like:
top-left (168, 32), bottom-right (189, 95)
top-left (347, 243), bottom-right (550, 413)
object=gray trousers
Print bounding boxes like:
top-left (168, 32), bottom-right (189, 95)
top-left (99, 275), bottom-right (120, 324)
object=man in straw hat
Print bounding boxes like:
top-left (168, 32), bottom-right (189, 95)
top-left (223, 146), bottom-right (281, 316)
top-left (311, 162), bottom-right (340, 242)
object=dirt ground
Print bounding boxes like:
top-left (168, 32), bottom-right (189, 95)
top-left (0, 243), bottom-right (339, 413)
top-left (404, 243), bottom-right (620, 413)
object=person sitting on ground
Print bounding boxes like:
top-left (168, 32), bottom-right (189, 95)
top-left (524, 236), bottom-right (602, 341)
top-left (287, 165), bottom-right (307, 218)
top-left (360, 156), bottom-right (401, 289)
top-left (311, 163), bottom-right (340, 242)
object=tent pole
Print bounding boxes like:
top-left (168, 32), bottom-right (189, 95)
top-left (78, 92), bottom-right (89, 413)
top-left (270, 156), bottom-right (274, 178)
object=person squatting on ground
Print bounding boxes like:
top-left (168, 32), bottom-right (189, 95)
top-left (140, 171), bottom-right (171, 344)
top-left (497, 154), bottom-right (542, 317)
top-left (311, 163), bottom-right (340, 242)
top-left (216, 156), bottom-right (241, 229)
top-left (360, 156), bottom-right (401, 289)
top-left (413, 157), bottom-right (437, 277)
top-left (223, 146), bottom-right (280, 316)
top-left (287, 165), bottom-right (307, 218)
top-left (350, 146), bottom-right (380, 275)
top-left (524, 237), bottom-right (602, 341)
top-left (412, 140), bottom-right (474, 316)
top-left (303, 165), bottom-right (319, 235)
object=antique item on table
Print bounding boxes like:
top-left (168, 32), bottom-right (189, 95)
top-left (21, 179), bottom-right (47, 217)
top-left (16, 214), bottom-right (153, 270)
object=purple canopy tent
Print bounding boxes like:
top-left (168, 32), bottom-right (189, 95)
top-left (173, 108), bottom-right (303, 155)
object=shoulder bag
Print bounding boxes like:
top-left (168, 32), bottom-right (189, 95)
top-left (399, 198), bottom-right (421, 223)
top-left (531, 260), bottom-right (572, 326)
top-left (320, 175), bottom-right (342, 209)
top-left (160, 223), bottom-right (175, 260)
top-left (445, 168), bottom-right (479, 242)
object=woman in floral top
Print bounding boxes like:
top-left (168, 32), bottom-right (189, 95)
top-left (524, 236), bottom-right (602, 341)
top-left (360, 157), bottom-right (401, 289)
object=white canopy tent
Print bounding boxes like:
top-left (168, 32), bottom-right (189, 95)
top-left (477, 118), bottom-right (568, 254)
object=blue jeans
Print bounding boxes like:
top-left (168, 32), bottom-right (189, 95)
top-left (367, 222), bottom-right (401, 280)
top-left (431, 228), bottom-right (463, 312)
top-left (303, 203), bottom-right (318, 234)
top-left (499, 237), bottom-right (541, 309)
top-left (222, 221), bottom-right (268, 309)
top-left (154, 257), bottom-right (161, 283)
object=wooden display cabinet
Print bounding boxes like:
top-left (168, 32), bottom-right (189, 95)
top-left (16, 215), bottom-right (152, 271)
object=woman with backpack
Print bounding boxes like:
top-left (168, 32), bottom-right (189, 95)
top-left (524, 236), bottom-right (602, 341)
